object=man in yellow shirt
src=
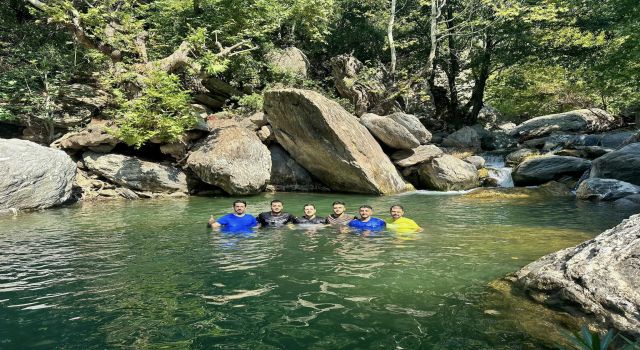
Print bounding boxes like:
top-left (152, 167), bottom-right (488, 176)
top-left (386, 204), bottom-right (423, 233)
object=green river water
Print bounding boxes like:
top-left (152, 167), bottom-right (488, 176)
top-left (0, 192), bottom-right (635, 349)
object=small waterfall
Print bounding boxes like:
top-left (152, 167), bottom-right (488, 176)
top-left (483, 154), bottom-right (514, 188)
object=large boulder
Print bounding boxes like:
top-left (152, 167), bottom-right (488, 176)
top-left (576, 178), bottom-right (640, 201)
top-left (186, 126), bottom-right (271, 195)
top-left (82, 152), bottom-right (188, 194)
top-left (387, 112), bottom-right (432, 144)
top-left (442, 126), bottom-right (482, 150)
top-left (266, 47), bottom-right (310, 78)
top-left (0, 139), bottom-right (76, 210)
top-left (263, 89), bottom-right (409, 194)
top-left (417, 154), bottom-right (479, 191)
top-left (360, 113), bottom-right (420, 150)
top-left (268, 145), bottom-right (327, 192)
top-left (391, 145), bottom-right (444, 167)
top-left (51, 119), bottom-right (120, 153)
top-left (509, 108), bottom-right (616, 141)
top-left (590, 143), bottom-right (640, 186)
top-left (512, 156), bottom-right (591, 186)
top-left (514, 214), bottom-right (640, 336)
top-left (329, 54), bottom-right (387, 116)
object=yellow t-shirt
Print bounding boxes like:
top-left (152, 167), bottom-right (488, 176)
top-left (386, 217), bottom-right (421, 233)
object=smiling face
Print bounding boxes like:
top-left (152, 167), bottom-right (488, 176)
top-left (359, 207), bottom-right (372, 220)
top-left (271, 201), bottom-right (283, 214)
top-left (390, 206), bottom-right (404, 220)
top-left (332, 204), bottom-right (345, 216)
top-left (303, 205), bottom-right (316, 217)
top-left (233, 202), bottom-right (247, 215)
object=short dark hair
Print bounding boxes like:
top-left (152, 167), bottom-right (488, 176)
top-left (332, 201), bottom-right (345, 206)
top-left (303, 203), bottom-right (316, 209)
top-left (359, 205), bottom-right (373, 210)
top-left (233, 200), bottom-right (247, 206)
top-left (390, 204), bottom-right (404, 211)
top-left (271, 199), bottom-right (283, 205)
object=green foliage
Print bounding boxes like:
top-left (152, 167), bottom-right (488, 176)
top-left (111, 70), bottom-right (195, 148)
top-left (236, 93), bottom-right (263, 113)
top-left (559, 325), bottom-right (639, 350)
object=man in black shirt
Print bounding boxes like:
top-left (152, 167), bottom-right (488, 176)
top-left (257, 199), bottom-right (295, 227)
top-left (294, 203), bottom-right (328, 224)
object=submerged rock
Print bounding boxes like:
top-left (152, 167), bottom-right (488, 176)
top-left (0, 139), bottom-right (76, 210)
top-left (514, 213), bottom-right (640, 336)
top-left (590, 143), bottom-right (640, 186)
top-left (264, 89), bottom-right (409, 194)
top-left (576, 178), bottom-right (640, 201)
top-left (512, 156), bottom-right (591, 186)
top-left (509, 109), bottom-right (616, 141)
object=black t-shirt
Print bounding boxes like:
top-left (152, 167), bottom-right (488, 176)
top-left (293, 216), bottom-right (328, 224)
top-left (257, 212), bottom-right (295, 227)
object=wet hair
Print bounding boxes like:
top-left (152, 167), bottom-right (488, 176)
top-left (271, 199), bottom-right (283, 205)
top-left (332, 201), bottom-right (346, 206)
top-left (233, 200), bottom-right (247, 206)
top-left (389, 204), bottom-right (404, 211)
top-left (303, 203), bottom-right (316, 209)
top-left (359, 205), bottom-right (373, 210)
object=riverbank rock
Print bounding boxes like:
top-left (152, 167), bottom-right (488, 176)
top-left (268, 145), bottom-right (327, 192)
top-left (576, 178), bottom-right (640, 201)
top-left (387, 112), bottom-right (432, 144)
top-left (442, 126), bottom-right (481, 150)
top-left (82, 152), bottom-right (188, 194)
top-left (0, 139), bottom-right (76, 210)
top-left (186, 126), bottom-right (271, 195)
top-left (360, 113), bottom-right (420, 150)
top-left (51, 119), bottom-right (120, 153)
top-left (512, 156), bottom-right (591, 186)
top-left (614, 194), bottom-right (640, 210)
top-left (417, 154), bottom-right (479, 191)
top-left (391, 145), bottom-right (444, 167)
top-left (509, 109), bottom-right (616, 141)
top-left (514, 213), bottom-right (640, 336)
top-left (506, 149), bottom-right (539, 167)
top-left (590, 143), bottom-right (640, 186)
top-left (464, 155), bottom-right (486, 169)
top-left (264, 89), bottom-right (408, 194)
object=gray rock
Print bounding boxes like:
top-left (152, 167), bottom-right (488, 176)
top-left (622, 131), bottom-right (640, 146)
top-left (329, 54), bottom-right (388, 116)
top-left (590, 143), bottom-right (640, 186)
top-left (387, 112), bottom-right (432, 144)
top-left (0, 139), bottom-right (76, 210)
top-left (464, 155), bottom-right (486, 170)
top-left (186, 126), bottom-right (271, 195)
top-left (268, 145), bottom-right (328, 192)
top-left (572, 145), bottom-right (613, 159)
top-left (391, 145), bottom-right (444, 167)
top-left (417, 154), bottom-right (480, 191)
top-left (509, 108), bottom-right (616, 141)
top-left (51, 119), bottom-right (120, 153)
top-left (82, 152), bottom-right (188, 193)
top-left (481, 130), bottom-right (518, 150)
top-left (264, 89), bottom-right (409, 194)
top-left (266, 47), bottom-right (310, 78)
top-left (360, 113), bottom-right (420, 150)
top-left (514, 213), bottom-right (640, 336)
top-left (54, 84), bottom-right (110, 128)
top-left (576, 178), bottom-right (640, 201)
top-left (512, 156), bottom-right (591, 186)
top-left (614, 194), bottom-right (640, 210)
top-left (442, 126), bottom-right (481, 150)
top-left (506, 149), bottom-right (538, 167)
top-left (600, 131), bottom-right (637, 149)
top-left (257, 125), bottom-right (274, 142)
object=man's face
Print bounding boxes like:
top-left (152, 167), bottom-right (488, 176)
top-left (332, 204), bottom-right (345, 215)
top-left (271, 202), bottom-right (283, 214)
top-left (359, 207), bottom-right (372, 219)
top-left (390, 207), bottom-right (404, 220)
top-left (304, 205), bottom-right (316, 217)
top-left (233, 203), bottom-right (246, 214)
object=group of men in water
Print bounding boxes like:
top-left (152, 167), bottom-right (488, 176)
top-left (207, 200), bottom-right (422, 232)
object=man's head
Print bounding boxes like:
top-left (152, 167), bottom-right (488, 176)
top-left (390, 204), bottom-right (404, 220)
top-left (232, 200), bottom-right (247, 215)
top-left (332, 201), bottom-right (346, 215)
top-left (271, 199), bottom-right (283, 214)
top-left (303, 203), bottom-right (316, 217)
top-left (359, 205), bottom-right (373, 219)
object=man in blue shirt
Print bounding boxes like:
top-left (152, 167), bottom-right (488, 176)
top-left (348, 205), bottom-right (386, 231)
top-left (208, 200), bottom-right (258, 231)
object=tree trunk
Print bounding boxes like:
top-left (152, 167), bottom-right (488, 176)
top-left (387, 0), bottom-right (397, 79)
top-left (10, 0), bottom-right (32, 23)
top-left (467, 34), bottom-right (493, 125)
top-left (445, 4), bottom-right (463, 128)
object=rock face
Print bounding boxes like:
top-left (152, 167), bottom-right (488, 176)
top-left (514, 213), bottom-right (640, 336)
top-left (590, 143), bottom-right (640, 186)
top-left (51, 119), bottom-right (120, 153)
top-left (268, 145), bottom-right (327, 192)
top-left (266, 47), bottom-right (310, 78)
top-left (55, 84), bottom-right (110, 127)
top-left (360, 113), bottom-right (420, 150)
top-left (0, 139), bottom-right (76, 210)
top-left (83, 152), bottom-right (188, 193)
top-left (509, 109), bottom-right (616, 141)
top-left (264, 89), bottom-right (409, 194)
top-left (329, 54), bottom-right (387, 116)
top-left (391, 145), bottom-right (443, 167)
top-left (186, 126), bottom-right (271, 195)
top-left (387, 112), bottom-right (432, 144)
top-left (417, 154), bottom-right (479, 191)
top-left (464, 155), bottom-right (486, 170)
top-left (576, 178), bottom-right (640, 201)
top-left (512, 156), bottom-right (591, 186)
top-left (442, 126), bottom-right (481, 150)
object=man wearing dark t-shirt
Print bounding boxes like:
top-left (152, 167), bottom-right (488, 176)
top-left (257, 199), bottom-right (295, 227)
top-left (294, 203), bottom-right (328, 224)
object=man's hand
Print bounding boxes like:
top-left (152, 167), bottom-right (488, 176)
top-left (207, 215), bottom-right (217, 228)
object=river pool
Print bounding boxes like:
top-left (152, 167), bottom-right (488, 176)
top-left (0, 192), bottom-right (635, 349)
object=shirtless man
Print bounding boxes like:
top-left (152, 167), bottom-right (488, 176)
top-left (326, 201), bottom-right (356, 225)
top-left (257, 199), bottom-right (295, 227)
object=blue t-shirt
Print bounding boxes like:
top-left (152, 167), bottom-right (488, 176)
top-left (348, 217), bottom-right (386, 230)
top-left (216, 213), bottom-right (258, 231)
